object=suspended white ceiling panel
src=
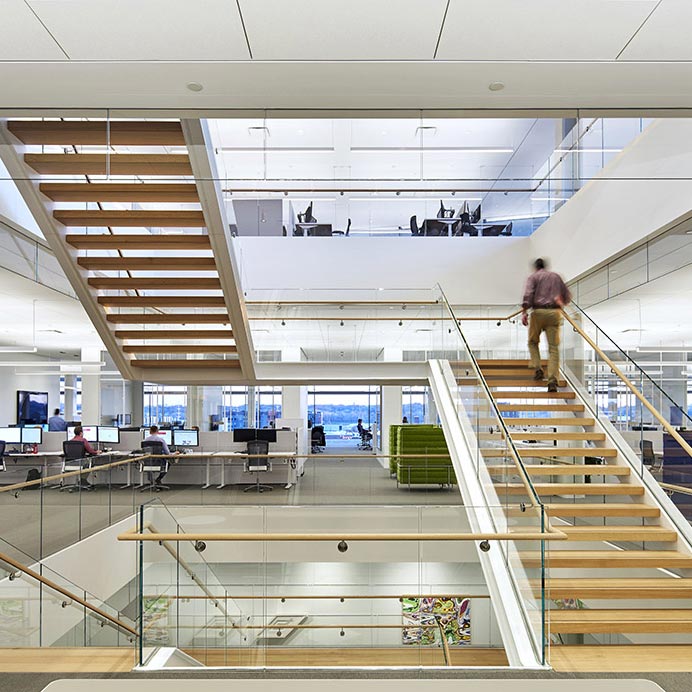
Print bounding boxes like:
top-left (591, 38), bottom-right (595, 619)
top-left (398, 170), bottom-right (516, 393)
top-left (238, 0), bottom-right (448, 60)
top-left (0, 0), bottom-right (68, 60)
top-left (618, 0), bottom-right (692, 60)
top-left (436, 0), bottom-right (658, 61)
top-left (27, 0), bottom-right (251, 60)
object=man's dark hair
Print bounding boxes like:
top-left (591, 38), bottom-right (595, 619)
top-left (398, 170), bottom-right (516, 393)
top-left (53, 408), bottom-right (60, 416)
top-left (74, 425), bottom-right (83, 436)
top-left (150, 425), bottom-right (159, 434)
top-left (534, 258), bottom-right (546, 270)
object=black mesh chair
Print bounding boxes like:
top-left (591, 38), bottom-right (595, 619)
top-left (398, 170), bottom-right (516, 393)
top-left (243, 439), bottom-right (272, 493)
top-left (141, 440), bottom-right (170, 491)
top-left (640, 439), bottom-right (663, 476)
top-left (0, 440), bottom-right (5, 474)
top-left (311, 425), bottom-right (326, 453)
top-left (410, 215), bottom-right (421, 236)
top-left (333, 219), bottom-right (351, 236)
top-left (61, 440), bottom-right (92, 492)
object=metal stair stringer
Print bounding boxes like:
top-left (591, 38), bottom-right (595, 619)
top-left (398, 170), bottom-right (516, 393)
top-left (427, 359), bottom-right (546, 669)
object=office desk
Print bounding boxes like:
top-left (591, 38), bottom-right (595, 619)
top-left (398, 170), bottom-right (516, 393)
top-left (422, 219), bottom-right (458, 236)
top-left (212, 451), bottom-right (297, 489)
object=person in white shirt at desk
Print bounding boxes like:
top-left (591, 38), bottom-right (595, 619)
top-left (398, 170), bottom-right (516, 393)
top-left (144, 425), bottom-right (176, 487)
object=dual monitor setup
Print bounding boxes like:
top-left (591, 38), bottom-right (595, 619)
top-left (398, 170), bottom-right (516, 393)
top-left (0, 426), bottom-right (44, 445)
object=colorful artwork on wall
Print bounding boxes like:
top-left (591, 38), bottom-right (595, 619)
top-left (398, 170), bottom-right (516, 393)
top-left (401, 596), bottom-right (471, 646)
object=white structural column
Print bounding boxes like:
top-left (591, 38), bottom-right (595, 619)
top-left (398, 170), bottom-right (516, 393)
top-left (80, 347), bottom-right (102, 424)
top-left (281, 386), bottom-right (308, 423)
top-left (381, 386), bottom-right (403, 455)
top-left (63, 374), bottom-right (76, 421)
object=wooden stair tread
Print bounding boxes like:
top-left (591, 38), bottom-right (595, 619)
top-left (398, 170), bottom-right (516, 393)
top-left (115, 329), bottom-right (233, 340)
top-left (499, 404), bottom-right (584, 412)
top-left (77, 257), bottom-right (216, 270)
top-left (508, 432), bottom-right (605, 441)
top-left (106, 313), bottom-right (230, 324)
top-left (488, 464), bottom-right (630, 476)
top-left (550, 609), bottom-right (692, 633)
top-left (98, 296), bottom-right (226, 307)
top-left (89, 277), bottom-right (221, 289)
top-left (131, 359), bottom-right (241, 368)
top-left (502, 483), bottom-right (643, 496)
top-left (8, 120), bottom-right (185, 145)
top-left (522, 550), bottom-right (692, 568)
top-left (545, 503), bottom-right (660, 518)
top-left (492, 391), bottom-right (576, 399)
top-left (477, 360), bottom-right (545, 368)
top-left (542, 577), bottom-right (692, 598)
top-left (68, 233), bottom-right (210, 249)
top-left (483, 448), bottom-right (618, 458)
top-left (57, 210), bottom-right (206, 228)
top-left (123, 345), bottom-right (237, 354)
top-left (557, 526), bottom-right (677, 541)
top-left (485, 379), bottom-right (568, 388)
top-left (40, 182), bottom-right (199, 202)
top-left (24, 153), bottom-right (192, 175)
top-left (484, 417), bottom-right (595, 427)
top-left (479, 369), bottom-right (554, 377)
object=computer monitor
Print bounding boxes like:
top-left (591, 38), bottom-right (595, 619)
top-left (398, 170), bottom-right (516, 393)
top-left (67, 425), bottom-right (98, 442)
top-left (98, 426), bottom-right (120, 444)
top-left (141, 429), bottom-right (172, 445)
top-left (173, 429), bottom-right (199, 447)
top-left (257, 429), bottom-right (277, 443)
top-left (0, 427), bottom-right (22, 444)
top-left (233, 428), bottom-right (257, 443)
top-left (21, 427), bottom-right (43, 445)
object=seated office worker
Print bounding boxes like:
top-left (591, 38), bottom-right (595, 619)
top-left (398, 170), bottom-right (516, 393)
top-left (357, 418), bottom-right (372, 442)
top-left (71, 425), bottom-right (100, 488)
top-left (48, 408), bottom-right (67, 432)
top-left (144, 425), bottom-right (174, 488)
top-left (521, 258), bottom-right (572, 393)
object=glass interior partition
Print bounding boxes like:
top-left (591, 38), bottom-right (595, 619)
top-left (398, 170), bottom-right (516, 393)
top-left (135, 501), bottom-right (552, 669)
top-left (432, 285), bottom-right (548, 666)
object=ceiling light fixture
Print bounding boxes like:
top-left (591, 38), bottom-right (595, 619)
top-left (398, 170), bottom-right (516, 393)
top-left (186, 82), bottom-right (204, 92)
top-left (488, 82), bottom-right (505, 92)
top-left (0, 346), bottom-right (38, 353)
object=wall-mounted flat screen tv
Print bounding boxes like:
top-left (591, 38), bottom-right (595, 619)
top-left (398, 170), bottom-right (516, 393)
top-left (17, 391), bottom-right (48, 425)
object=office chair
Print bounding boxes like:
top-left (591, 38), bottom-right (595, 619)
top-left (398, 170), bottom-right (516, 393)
top-left (243, 439), bottom-right (272, 493)
top-left (333, 219), bottom-right (351, 236)
top-left (640, 439), bottom-right (663, 476)
top-left (470, 204), bottom-right (482, 224)
top-left (437, 201), bottom-right (454, 219)
top-left (410, 215), bottom-right (422, 236)
top-left (423, 219), bottom-right (446, 236)
top-left (0, 441), bottom-right (5, 474)
top-left (481, 222), bottom-right (513, 237)
top-left (357, 426), bottom-right (373, 451)
top-left (140, 440), bottom-right (170, 491)
top-left (311, 425), bottom-right (326, 453)
top-left (61, 440), bottom-right (93, 492)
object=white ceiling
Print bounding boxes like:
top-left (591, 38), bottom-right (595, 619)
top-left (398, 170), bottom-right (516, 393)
top-left (1, 0), bottom-right (692, 109)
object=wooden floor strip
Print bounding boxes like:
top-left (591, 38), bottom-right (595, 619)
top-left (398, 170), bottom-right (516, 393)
top-left (551, 644), bottom-right (692, 672)
top-left (0, 647), bottom-right (135, 672)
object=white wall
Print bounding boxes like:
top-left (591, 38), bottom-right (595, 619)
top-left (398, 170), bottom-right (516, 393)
top-left (236, 236), bottom-right (530, 304)
top-left (531, 119), bottom-right (692, 282)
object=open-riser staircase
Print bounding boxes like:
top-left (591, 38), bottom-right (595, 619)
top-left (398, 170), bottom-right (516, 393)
top-left (472, 358), bottom-right (692, 652)
top-left (0, 118), bottom-right (254, 384)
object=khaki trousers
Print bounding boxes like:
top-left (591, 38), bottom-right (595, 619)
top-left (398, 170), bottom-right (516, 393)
top-left (528, 308), bottom-right (562, 383)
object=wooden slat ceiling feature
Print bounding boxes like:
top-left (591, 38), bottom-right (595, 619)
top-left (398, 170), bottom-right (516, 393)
top-left (40, 183), bottom-right (199, 203)
top-left (8, 120), bottom-right (185, 145)
top-left (24, 154), bottom-right (192, 176)
top-left (114, 329), bottom-right (233, 340)
top-left (77, 257), bottom-right (216, 270)
top-left (69, 234), bottom-right (210, 250)
top-left (56, 210), bottom-right (206, 228)
top-left (89, 277), bottom-right (221, 290)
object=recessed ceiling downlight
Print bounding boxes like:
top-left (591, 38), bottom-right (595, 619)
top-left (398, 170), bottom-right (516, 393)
top-left (186, 82), bottom-right (204, 92)
top-left (488, 82), bottom-right (505, 92)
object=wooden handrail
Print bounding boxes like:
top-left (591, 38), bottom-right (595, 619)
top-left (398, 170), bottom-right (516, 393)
top-left (144, 593), bottom-right (491, 601)
top-left (659, 482), bottom-right (692, 497)
top-left (0, 550), bottom-right (137, 638)
top-left (119, 528), bottom-right (566, 543)
top-left (562, 310), bottom-right (692, 462)
top-left (0, 454), bottom-right (151, 495)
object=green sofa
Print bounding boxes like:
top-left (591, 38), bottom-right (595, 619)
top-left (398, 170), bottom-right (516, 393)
top-left (395, 425), bottom-right (456, 488)
top-left (388, 424), bottom-right (435, 475)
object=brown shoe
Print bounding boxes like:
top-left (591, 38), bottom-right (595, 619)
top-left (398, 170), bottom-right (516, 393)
top-left (533, 369), bottom-right (544, 381)
top-left (547, 381), bottom-right (558, 393)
